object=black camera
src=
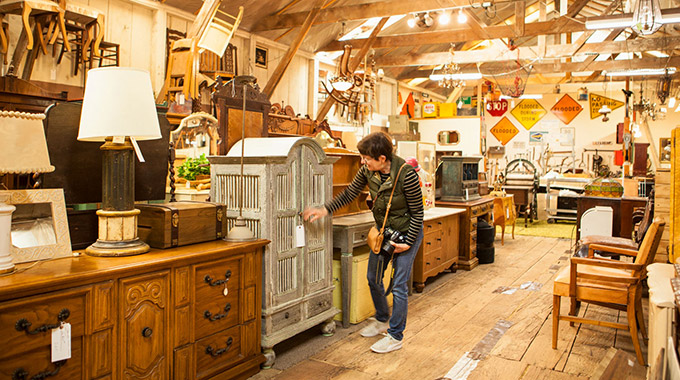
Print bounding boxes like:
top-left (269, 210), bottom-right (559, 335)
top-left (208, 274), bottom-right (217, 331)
top-left (381, 227), bottom-right (406, 255)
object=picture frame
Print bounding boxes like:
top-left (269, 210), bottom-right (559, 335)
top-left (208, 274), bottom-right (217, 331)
top-left (0, 189), bottom-right (72, 264)
top-left (255, 46), bottom-right (268, 69)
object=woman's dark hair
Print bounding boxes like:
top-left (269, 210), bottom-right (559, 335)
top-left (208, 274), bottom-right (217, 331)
top-left (357, 132), bottom-right (393, 161)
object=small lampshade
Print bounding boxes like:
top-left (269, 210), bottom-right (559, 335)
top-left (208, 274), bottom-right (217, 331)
top-left (78, 67), bottom-right (161, 142)
top-left (0, 111), bottom-right (54, 174)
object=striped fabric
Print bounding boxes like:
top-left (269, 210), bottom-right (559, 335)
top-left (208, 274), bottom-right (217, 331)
top-left (325, 165), bottom-right (424, 246)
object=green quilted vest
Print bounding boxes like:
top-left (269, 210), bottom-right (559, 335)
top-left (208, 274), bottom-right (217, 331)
top-left (365, 155), bottom-right (413, 234)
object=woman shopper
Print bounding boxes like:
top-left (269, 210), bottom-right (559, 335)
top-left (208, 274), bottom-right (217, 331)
top-left (303, 132), bottom-right (424, 354)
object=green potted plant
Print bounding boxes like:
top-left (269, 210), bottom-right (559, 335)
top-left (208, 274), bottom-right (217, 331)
top-left (177, 154), bottom-right (210, 181)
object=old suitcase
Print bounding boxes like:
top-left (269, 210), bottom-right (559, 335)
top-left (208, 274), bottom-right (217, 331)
top-left (137, 201), bottom-right (227, 248)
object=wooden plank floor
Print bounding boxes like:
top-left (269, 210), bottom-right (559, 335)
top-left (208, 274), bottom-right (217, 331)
top-left (249, 235), bottom-right (648, 380)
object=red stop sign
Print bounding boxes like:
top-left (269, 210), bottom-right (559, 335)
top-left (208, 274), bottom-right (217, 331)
top-left (486, 99), bottom-right (508, 117)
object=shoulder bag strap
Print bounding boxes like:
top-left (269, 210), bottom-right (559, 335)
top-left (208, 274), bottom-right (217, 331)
top-left (378, 163), bottom-right (407, 233)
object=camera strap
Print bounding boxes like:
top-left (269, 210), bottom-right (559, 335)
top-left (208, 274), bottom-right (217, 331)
top-left (376, 164), bottom-right (407, 237)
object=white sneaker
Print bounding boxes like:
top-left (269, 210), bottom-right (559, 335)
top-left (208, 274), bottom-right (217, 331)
top-left (359, 318), bottom-right (389, 337)
top-left (370, 334), bottom-right (403, 353)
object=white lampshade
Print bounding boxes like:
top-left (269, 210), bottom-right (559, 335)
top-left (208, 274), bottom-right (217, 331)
top-left (78, 67), bottom-right (161, 142)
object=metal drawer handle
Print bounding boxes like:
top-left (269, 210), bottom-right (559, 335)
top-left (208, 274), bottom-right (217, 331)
top-left (204, 303), bottom-right (232, 322)
top-left (15, 308), bottom-right (70, 335)
top-left (12, 360), bottom-right (66, 380)
top-left (205, 337), bottom-right (233, 357)
top-left (204, 270), bottom-right (232, 287)
top-left (317, 300), bottom-right (328, 308)
top-left (284, 312), bottom-right (290, 319)
top-left (142, 327), bottom-right (153, 338)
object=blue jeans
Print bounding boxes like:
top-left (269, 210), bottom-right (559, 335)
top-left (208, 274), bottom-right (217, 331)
top-left (367, 228), bottom-right (423, 341)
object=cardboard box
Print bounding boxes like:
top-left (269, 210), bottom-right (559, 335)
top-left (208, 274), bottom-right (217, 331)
top-left (423, 102), bottom-right (439, 118)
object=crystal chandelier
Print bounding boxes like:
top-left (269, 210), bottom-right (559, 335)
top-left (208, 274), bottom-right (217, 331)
top-left (437, 62), bottom-right (466, 89)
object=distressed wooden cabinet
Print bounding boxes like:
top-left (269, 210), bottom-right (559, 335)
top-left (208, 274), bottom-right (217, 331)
top-left (436, 197), bottom-right (494, 271)
top-left (413, 208), bottom-right (464, 292)
top-left (209, 137), bottom-right (339, 367)
top-left (0, 240), bottom-right (267, 380)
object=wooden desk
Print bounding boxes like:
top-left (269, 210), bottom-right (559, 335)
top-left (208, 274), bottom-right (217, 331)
top-left (0, 240), bottom-right (268, 380)
top-left (576, 195), bottom-right (647, 240)
top-left (436, 197), bottom-right (494, 270)
top-left (332, 208), bottom-right (465, 326)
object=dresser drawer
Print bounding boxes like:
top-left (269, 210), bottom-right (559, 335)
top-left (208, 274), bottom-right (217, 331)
top-left (0, 288), bottom-right (87, 359)
top-left (195, 258), bottom-right (242, 339)
top-left (470, 217), bottom-right (478, 232)
top-left (307, 292), bottom-right (333, 319)
top-left (423, 220), bottom-right (442, 234)
top-left (195, 324), bottom-right (243, 380)
top-left (269, 304), bottom-right (302, 333)
top-left (423, 231), bottom-right (442, 252)
top-left (352, 227), bottom-right (371, 245)
top-left (0, 335), bottom-right (83, 380)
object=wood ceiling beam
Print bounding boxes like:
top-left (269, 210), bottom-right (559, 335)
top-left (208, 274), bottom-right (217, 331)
top-left (263, 0), bottom-right (327, 99)
top-left (375, 36), bottom-right (680, 66)
top-left (320, 16), bottom-right (585, 51)
top-left (253, 0), bottom-right (470, 32)
top-left (397, 56), bottom-right (680, 78)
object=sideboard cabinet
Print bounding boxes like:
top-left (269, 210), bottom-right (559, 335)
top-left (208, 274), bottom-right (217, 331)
top-left (436, 197), bottom-right (494, 270)
top-left (0, 240), bottom-right (268, 380)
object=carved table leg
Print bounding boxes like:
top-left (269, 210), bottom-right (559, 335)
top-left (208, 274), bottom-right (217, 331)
top-left (414, 282), bottom-right (425, 293)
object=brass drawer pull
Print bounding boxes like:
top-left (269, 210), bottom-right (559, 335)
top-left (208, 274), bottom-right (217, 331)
top-left (205, 337), bottom-right (233, 357)
top-left (15, 308), bottom-right (70, 335)
top-left (204, 303), bottom-right (232, 322)
top-left (12, 360), bottom-right (66, 380)
top-left (142, 327), bottom-right (153, 338)
top-left (204, 270), bottom-right (232, 287)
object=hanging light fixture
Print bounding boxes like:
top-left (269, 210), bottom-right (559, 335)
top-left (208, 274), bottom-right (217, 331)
top-left (330, 76), bottom-right (354, 92)
top-left (633, 0), bottom-right (663, 35)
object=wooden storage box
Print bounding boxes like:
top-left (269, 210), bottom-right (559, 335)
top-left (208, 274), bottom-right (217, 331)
top-left (332, 247), bottom-right (393, 324)
top-left (137, 201), bottom-right (226, 248)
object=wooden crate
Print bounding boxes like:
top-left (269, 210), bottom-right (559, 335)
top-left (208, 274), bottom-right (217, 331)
top-left (332, 247), bottom-right (393, 324)
top-left (656, 168), bottom-right (671, 262)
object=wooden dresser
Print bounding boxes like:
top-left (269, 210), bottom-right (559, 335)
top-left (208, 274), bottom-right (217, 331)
top-left (436, 197), bottom-right (494, 271)
top-left (0, 240), bottom-right (268, 380)
top-left (412, 208), bottom-right (464, 292)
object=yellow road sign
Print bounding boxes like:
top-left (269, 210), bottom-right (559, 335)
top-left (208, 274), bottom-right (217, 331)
top-left (589, 93), bottom-right (624, 119)
top-left (510, 99), bottom-right (547, 130)
top-left (490, 117), bottom-right (519, 146)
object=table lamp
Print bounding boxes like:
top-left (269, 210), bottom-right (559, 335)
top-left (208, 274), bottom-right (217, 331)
top-left (78, 67), bottom-right (161, 256)
top-left (0, 111), bottom-right (55, 273)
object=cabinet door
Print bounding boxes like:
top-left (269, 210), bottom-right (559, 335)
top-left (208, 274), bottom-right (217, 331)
top-left (120, 271), bottom-right (170, 380)
top-left (301, 144), bottom-right (332, 294)
top-left (270, 158), bottom-right (303, 306)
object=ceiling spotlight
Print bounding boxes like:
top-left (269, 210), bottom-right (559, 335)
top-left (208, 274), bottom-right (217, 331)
top-left (423, 12), bottom-right (434, 27)
top-left (458, 9), bottom-right (468, 23)
top-left (439, 10), bottom-right (451, 25)
top-left (407, 14), bottom-right (416, 28)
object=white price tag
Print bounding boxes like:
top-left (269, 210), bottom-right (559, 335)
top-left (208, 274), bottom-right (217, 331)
top-left (295, 225), bottom-right (305, 247)
top-left (465, 188), bottom-right (469, 200)
top-left (51, 322), bottom-right (71, 362)
top-left (506, 208), bottom-right (510, 219)
top-left (112, 136), bottom-right (125, 144)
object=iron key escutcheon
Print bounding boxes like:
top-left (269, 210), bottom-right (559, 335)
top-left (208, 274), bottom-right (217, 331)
top-left (203, 303), bottom-right (232, 322)
top-left (142, 327), bottom-right (153, 338)
top-left (15, 308), bottom-right (70, 335)
top-left (12, 360), bottom-right (66, 380)
top-left (204, 269), bottom-right (232, 287)
top-left (205, 337), bottom-right (233, 357)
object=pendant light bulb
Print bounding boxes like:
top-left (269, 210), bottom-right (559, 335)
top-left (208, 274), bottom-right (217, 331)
top-left (457, 9), bottom-right (468, 23)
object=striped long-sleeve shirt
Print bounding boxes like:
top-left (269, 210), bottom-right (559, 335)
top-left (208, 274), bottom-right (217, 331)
top-left (325, 165), bottom-right (424, 246)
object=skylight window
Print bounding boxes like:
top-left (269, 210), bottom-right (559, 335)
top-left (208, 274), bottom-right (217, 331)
top-left (338, 15), bottom-right (404, 41)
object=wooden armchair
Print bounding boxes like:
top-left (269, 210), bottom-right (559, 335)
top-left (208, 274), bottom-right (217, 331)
top-left (552, 218), bottom-right (665, 366)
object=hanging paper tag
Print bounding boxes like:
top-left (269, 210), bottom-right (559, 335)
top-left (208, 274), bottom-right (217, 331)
top-left (465, 188), bottom-right (469, 200)
top-left (130, 137), bottom-right (145, 163)
top-left (112, 136), bottom-right (125, 144)
top-left (506, 208), bottom-right (510, 219)
top-left (295, 225), bottom-right (305, 247)
top-left (178, 92), bottom-right (185, 105)
top-left (51, 322), bottom-right (71, 362)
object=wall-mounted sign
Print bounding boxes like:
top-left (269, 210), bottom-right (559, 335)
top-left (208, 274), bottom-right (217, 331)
top-left (423, 102), bottom-right (438, 118)
top-left (510, 99), bottom-right (546, 130)
top-left (529, 131), bottom-right (547, 143)
top-left (461, 96), bottom-right (472, 105)
top-left (589, 93), bottom-right (624, 119)
top-left (551, 94), bottom-right (582, 125)
top-left (490, 117), bottom-right (519, 146)
top-left (486, 99), bottom-right (508, 117)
